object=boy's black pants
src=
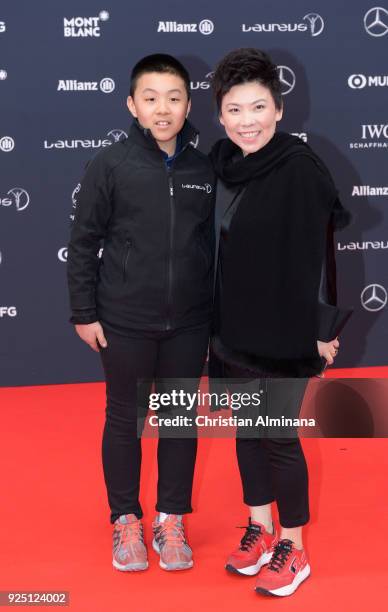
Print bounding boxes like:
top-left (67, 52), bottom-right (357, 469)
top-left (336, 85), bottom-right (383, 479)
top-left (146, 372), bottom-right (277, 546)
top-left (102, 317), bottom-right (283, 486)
top-left (99, 322), bottom-right (210, 523)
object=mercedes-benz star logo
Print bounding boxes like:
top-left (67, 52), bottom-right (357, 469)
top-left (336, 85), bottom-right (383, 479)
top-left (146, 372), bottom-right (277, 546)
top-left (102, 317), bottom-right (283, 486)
top-left (277, 66), bottom-right (296, 95)
top-left (361, 283), bottom-right (387, 312)
top-left (364, 7), bottom-right (388, 37)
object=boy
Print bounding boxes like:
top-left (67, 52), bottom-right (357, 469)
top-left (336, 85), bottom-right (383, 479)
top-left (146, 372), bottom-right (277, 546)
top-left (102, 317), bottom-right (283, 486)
top-left (67, 54), bottom-right (215, 572)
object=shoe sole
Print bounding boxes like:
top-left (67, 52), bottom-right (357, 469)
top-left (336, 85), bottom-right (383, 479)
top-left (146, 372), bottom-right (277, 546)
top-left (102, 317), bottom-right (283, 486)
top-left (152, 538), bottom-right (193, 571)
top-left (112, 558), bottom-right (148, 572)
top-left (255, 564), bottom-right (311, 597)
top-left (225, 551), bottom-right (273, 576)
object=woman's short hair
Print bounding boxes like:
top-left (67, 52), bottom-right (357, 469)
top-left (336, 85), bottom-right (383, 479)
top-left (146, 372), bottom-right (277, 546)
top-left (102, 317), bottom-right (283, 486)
top-left (212, 48), bottom-right (283, 111)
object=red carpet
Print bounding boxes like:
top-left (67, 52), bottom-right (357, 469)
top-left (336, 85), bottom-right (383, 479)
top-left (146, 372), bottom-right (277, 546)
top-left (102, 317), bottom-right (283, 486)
top-left (1, 369), bottom-right (388, 611)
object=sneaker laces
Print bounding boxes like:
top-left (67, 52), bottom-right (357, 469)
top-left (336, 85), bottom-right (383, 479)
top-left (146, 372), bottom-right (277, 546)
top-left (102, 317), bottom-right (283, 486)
top-left (237, 523), bottom-right (262, 552)
top-left (120, 520), bottom-right (143, 544)
top-left (267, 539), bottom-right (293, 572)
top-left (155, 519), bottom-right (186, 548)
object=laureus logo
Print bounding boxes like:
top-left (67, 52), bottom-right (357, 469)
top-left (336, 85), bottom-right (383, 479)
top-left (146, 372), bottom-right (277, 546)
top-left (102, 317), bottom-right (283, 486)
top-left (106, 129), bottom-right (128, 143)
top-left (0, 188), bottom-right (30, 211)
top-left (302, 13), bottom-right (325, 36)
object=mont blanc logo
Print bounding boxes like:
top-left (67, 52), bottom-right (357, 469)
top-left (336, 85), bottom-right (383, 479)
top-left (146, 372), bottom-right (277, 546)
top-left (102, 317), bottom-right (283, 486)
top-left (0, 188), bottom-right (30, 211)
top-left (348, 74), bottom-right (388, 89)
top-left (0, 306), bottom-right (17, 318)
top-left (361, 283), bottom-right (387, 312)
top-left (0, 136), bottom-right (15, 152)
top-left (350, 124), bottom-right (388, 149)
top-left (64, 11), bottom-right (109, 37)
top-left (182, 183), bottom-right (212, 193)
top-left (338, 240), bottom-right (388, 251)
top-left (44, 129), bottom-right (127, 150)
top-left (364, 7), bottom-right (388, 37)
top-left (190, 71), bottom-right (214, 91)
top-left (57, 77), bottom-right (115, 93)
top-left (0, 21), bottom-right (5, 33)
top-left (352, 185), bottom-right (388, 196)
top-left (277, 66), bottom-right (296, 95)
top-left (0, 69), bottom-right (7, 80)
top-left (157, 19), bottom-right (214, 35)
top-left (242, 13), bottom-right (324, 36)
top-left (58, 246), bottom-right (103, 262)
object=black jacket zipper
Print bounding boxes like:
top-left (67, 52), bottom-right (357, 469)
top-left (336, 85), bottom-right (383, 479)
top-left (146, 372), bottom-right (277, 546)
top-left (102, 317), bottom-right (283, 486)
top-left (165, 170), bottom-right (175, 330)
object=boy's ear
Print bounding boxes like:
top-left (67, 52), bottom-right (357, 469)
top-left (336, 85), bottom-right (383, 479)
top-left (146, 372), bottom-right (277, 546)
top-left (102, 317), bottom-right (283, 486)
top-left (219, 112), bottom-right (225, 127)
top-left (127, 96), bottom-right (137, 118)
top-left (186, 99), bottom-right (192, 118)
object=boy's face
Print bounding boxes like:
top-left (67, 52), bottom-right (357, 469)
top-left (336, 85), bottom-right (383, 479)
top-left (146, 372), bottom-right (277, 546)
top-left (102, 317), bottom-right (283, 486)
top-left (127, 72), bottom-right (191, 153)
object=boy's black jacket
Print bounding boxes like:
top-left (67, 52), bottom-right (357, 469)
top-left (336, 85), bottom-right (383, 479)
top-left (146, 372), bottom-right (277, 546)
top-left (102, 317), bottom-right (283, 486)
top-left (67, 120), bottom-right (215, 332)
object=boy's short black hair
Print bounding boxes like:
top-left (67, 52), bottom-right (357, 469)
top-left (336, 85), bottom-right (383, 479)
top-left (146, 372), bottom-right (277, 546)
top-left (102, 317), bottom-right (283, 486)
top-left (130, 53), bottom-right (191, 99)
top-left (212, 48), bottom-right (283, 111)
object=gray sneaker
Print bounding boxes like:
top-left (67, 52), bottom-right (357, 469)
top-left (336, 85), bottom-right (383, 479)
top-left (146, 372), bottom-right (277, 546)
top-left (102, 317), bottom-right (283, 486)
top-left (152, 514), bottom-right (193, 571)
top-left (112, 514), bottom-right (148, 571)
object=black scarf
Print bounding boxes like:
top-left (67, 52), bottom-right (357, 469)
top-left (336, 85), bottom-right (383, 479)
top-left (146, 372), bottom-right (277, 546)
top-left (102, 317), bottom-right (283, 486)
top-left (210, 132), bottom-right (350, 377)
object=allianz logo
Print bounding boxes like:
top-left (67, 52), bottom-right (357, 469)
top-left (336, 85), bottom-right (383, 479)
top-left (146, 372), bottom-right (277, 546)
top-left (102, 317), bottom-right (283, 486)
top-left (57, 78), bottom-right (115, 93)
top-left (338, 240), bottom-right (388, 251)
top-left (352, 185), bottom-right (388, 196)
top-left (181, 183), bottom-right (212, 193)
top-left (157, 20), bottom-right (214, 35)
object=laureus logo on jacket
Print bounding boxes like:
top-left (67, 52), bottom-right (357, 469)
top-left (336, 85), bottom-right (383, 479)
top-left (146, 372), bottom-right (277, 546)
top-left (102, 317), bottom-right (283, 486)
top-left (181, 183), bottom-right (212, 194)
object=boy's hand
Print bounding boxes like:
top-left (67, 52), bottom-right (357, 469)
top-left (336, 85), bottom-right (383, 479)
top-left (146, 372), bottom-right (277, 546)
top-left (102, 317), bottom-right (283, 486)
top-left (317, 338), bottom-right (339, 365)
top-left (75, 322), bottom-right (108, 352)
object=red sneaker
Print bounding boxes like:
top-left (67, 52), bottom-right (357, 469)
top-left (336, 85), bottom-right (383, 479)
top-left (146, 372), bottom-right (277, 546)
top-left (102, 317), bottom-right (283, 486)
top-left (255, 539), bottom-right (311, 596)
top-left (225, 518), bottom-right (278, 576)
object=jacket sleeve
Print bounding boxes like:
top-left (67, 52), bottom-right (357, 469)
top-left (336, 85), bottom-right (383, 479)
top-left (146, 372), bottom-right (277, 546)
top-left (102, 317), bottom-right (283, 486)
top-left (67, 152), bottom-right (113, 324)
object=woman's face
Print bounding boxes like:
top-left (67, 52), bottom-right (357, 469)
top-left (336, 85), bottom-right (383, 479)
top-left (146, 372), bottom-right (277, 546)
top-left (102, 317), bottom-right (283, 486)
top-left (219, 81), bottom-right (283, 155)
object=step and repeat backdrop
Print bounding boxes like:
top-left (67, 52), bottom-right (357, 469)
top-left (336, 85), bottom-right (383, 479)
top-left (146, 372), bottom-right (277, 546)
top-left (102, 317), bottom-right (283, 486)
top-left (1, 0), bottom-right (387, 386)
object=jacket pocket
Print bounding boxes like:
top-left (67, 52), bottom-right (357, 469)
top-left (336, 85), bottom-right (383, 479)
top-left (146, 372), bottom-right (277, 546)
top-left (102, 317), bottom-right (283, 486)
top-left (122, 239), bottom-right (131, 282)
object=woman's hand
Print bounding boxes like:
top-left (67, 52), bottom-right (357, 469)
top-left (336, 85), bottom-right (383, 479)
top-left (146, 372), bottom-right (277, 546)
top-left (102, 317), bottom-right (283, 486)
top-left (75, 322), bottom-right (108, 352)
top-left (317, 338), bottom-right (339, 365)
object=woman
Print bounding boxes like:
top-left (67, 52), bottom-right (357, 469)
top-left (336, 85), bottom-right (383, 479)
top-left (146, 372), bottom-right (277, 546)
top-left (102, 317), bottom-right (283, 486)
top-left (209, 48), bottom-right (350, 597)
